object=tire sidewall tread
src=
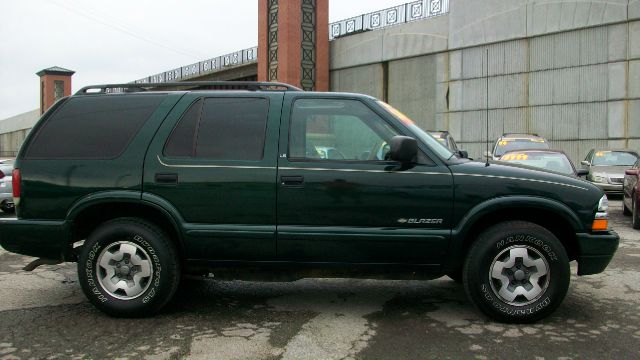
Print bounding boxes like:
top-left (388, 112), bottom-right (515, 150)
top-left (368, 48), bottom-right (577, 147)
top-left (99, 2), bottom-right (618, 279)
top-left (77, 217), bottom-right (180, 317)
top-left (463, 221), bottom-right (570, 323)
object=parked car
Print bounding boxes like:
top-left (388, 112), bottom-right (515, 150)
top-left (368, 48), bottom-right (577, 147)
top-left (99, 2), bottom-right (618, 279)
top-left (0, 160), bottom-right (15, 213)
top-left (622, 159), bottom-right (640, 228)
top-left (488, 133), bottom-right (550, 160)
top-left (427, 130), bottom-right (468, 158)
top-left (0, 81), bottom-right (618, 323)
top-left (582, 149), bottom-right (639, 194)
top-left (498, 150), bottom-right (587, 177)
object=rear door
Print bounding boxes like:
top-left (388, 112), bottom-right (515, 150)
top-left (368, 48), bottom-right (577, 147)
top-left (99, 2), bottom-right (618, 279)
top-left (143, 92), bottom-right (282, 261)
top-left (276, 94), bottom-right (453, 265)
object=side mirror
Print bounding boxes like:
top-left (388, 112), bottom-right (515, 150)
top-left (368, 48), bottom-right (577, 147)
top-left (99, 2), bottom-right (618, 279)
top-left (457, 150), bottom-right (469, 159)
top-left (625, 169), bottom-right (639, 176)
top-left (576, 169), bottom-right (589, 177)
top-left (581, 160), bottom-right (591, 166)
top-left (389, 136), bottom-right (417, 164)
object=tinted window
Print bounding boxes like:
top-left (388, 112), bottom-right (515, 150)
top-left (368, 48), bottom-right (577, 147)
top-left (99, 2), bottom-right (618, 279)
top-left (196, 98), bottom-right (268, 160)
top-left (164, 100), bottom-right (201, 157)
top-left (26, 94), bottom-right (166, 159)
top-left (290, 99), bottom-right (399, 161)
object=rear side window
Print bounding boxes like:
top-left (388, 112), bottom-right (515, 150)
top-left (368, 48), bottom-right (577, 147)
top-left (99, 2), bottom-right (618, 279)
top-left (26, 94), bottom-right (166, 159)
top-left (164, 100), bottom-right (202, 157)
top-left (164, 97), bottom-right (269, 161)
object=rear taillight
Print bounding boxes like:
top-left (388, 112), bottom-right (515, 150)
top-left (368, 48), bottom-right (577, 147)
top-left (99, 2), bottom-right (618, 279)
top-left (12, 168), bottom-right (20, 198)
top-left (0, 170), bottom-right (4, 179)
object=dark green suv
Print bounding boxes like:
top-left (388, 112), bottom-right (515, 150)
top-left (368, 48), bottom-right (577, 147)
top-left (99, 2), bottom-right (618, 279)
top-left (0, 82), bottom-right (619, 323)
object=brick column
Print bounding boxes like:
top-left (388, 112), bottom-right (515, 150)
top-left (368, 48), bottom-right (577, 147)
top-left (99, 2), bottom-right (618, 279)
top-left (36, 67), bottom-right (75, 115)
top-left (258, 0), bottom-right (328, 91)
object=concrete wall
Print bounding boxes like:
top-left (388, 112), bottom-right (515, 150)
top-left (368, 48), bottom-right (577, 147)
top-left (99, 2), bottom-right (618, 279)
top-left (0, 109), bottom-right (38, 156)
top-left (330, 0), bottom-right (640, 163)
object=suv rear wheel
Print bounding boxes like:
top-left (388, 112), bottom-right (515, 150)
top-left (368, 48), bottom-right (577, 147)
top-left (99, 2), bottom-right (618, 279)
top-left (463, 221), bottom-right (569, 323)
top-left (77, 218), bottom-right (180, 317)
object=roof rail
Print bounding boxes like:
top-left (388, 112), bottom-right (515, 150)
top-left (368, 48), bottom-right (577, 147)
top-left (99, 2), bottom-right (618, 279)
top-left (502, 132), bottom-right (540, 137)
top-left (76, 81), bottom-right (302, 95)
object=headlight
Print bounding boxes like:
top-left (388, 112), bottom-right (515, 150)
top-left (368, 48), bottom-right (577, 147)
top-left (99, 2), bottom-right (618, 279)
top-left (592, 172), bottom-right (607, 183)
top-left (598, 195), bottom-right (609, 212)
top-left (593, 195), bottom-right (609, 231)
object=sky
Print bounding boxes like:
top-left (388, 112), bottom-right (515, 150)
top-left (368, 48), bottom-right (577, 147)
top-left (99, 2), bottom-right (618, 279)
top-left (0, 0), bottom-right (409, 119)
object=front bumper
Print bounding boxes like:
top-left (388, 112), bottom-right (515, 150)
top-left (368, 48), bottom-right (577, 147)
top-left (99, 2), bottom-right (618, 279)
top-left (576, 230), bottom-right (619, 275)
top-left (0, 218), bottom-right (70, 260)
top-left (591, 182), bottom-right (623, 194)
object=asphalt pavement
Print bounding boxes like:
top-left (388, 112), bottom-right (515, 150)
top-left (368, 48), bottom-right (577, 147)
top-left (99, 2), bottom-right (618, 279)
top-left (0, 201), bottom-right (638, 360)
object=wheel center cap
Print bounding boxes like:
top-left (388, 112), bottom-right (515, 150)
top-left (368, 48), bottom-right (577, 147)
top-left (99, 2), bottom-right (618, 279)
top-left (513, 269), bottom-right (526, 281)
top-left (119, 265), bottom-right (131, 276)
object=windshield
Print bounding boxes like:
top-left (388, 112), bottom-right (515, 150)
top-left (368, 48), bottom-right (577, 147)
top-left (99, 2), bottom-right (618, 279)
top-left (592, 151), bottom-right (638, 166)
top-left (494, 139), bottom-right (549, 157)
top-left (377, 101), bottom-right (455, 159)
top-left (499, 152), bottom-right (574, 175)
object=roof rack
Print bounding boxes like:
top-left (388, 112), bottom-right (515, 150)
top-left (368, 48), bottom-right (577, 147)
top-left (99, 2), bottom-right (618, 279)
top-left (76, 81), bottom-right (302, 95)
top-left (502, 132), bottom-right (540, 137)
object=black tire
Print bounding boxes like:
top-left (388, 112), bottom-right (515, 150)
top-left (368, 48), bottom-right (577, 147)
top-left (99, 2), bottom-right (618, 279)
top-left (0, 205), bottom-right (15, 214)
top-left (446, 269), bottom-right (463, 283)
top-left (633, 198), bottom-right (640, 229)
top-left (463, 221), bottom-right (569, 323)
top-left (623, 198), bottom-right (631, 216)
top-left (77, 218), bottom-right (180, 317)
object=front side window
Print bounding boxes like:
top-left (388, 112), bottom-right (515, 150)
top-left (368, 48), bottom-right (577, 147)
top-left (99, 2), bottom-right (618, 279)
top-left (164, 97), bottom-right (269, 161)
top-left (377, 101), bottom-right (454, 160)
top-left (289, 99), bottom-right (398, 161)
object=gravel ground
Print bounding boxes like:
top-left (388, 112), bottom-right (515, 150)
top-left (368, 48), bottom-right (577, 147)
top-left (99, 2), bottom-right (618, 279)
top-left (0, 200), bottom-right (638, 360)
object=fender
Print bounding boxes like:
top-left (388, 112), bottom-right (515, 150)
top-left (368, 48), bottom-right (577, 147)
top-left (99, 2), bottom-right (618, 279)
top-left (140, 192), bottom-right (187, 235)
top-left (66, 190), bottom-right (187, 247)
top-left (66, 190), bottom-right (143, 220)
top-left (444, 195), bottom-right (583, 271)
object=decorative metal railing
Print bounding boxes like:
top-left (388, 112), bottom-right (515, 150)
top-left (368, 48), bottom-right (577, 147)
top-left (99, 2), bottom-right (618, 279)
top-left (133, 0), bottom-right (450, 84)
top-left (329, 0), bottom-right (449, 40)
top-left (134, 46), bottom-right (258, 84)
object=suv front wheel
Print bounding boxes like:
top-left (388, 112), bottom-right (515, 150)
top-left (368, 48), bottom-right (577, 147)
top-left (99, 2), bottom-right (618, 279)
top-left (463, 221), bottom-right (569, 323)
top-left (77, 218), bottom-right (180, 317)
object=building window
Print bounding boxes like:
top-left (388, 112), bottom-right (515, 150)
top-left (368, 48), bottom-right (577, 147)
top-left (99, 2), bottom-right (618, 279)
top-left (54, 80), bottom-right (64, 101)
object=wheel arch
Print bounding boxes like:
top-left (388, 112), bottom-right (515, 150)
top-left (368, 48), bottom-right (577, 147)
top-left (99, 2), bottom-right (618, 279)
top-left (446, 196), bottom-right (582, 273)
top-left (67, 191), bottom-right (185, 261)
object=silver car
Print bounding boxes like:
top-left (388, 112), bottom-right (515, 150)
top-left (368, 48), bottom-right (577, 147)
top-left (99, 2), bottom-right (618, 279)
top-left (581, 149), bottom-right (639, 194)
top-left (0, 159), bottom-right (14, 213)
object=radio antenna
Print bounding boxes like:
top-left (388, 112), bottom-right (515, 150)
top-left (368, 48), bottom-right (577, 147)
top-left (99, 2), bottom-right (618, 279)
top-left (485, 48), bottom-right (490, 167)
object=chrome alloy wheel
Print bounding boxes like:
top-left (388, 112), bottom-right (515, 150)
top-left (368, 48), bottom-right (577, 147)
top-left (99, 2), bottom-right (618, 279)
top-left (96, 241), bottom-right (153, 300)
top-left (489, 246), bottom-right (550, 306)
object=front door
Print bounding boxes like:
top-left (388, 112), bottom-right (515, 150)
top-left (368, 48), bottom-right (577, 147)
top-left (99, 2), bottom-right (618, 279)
top-left (276, 96), bottom-right (453, 265)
